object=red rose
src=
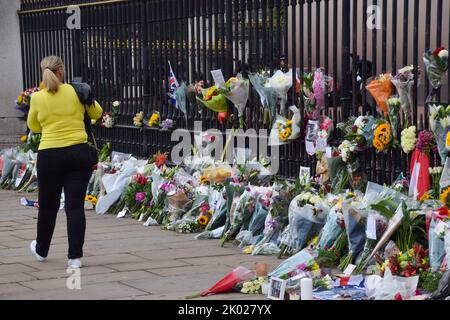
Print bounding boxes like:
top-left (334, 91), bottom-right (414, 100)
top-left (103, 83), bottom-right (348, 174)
top-left (433, 47), bottom-right (445, 56)
top-left (218, 112), bottom-right (228, 125)
top-left (437, 206), bottom-right (450, 217)
top-left (395, 293), bottom-right (403, 301)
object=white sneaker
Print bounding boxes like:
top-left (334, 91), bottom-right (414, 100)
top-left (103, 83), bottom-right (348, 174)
top-left (68, 259), bottom-right (82, 268)
top-left (30, 240), bottom-right (46, 262)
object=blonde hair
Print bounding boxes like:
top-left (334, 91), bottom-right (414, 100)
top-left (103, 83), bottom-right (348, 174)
top-left (40, 56), bottom-right (64, 93)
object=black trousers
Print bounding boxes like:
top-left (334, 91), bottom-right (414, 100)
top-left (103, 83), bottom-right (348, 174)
top-left (36, 143), bottom-right (93, 260)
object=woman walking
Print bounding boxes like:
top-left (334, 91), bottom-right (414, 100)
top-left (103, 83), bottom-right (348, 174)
top-left (27, 56), bottom-right (103, 268)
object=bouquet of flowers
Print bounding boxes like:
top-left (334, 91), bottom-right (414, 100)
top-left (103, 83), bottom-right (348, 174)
top-left (372, 120), bottom-right (394, 153)
top-left (269, 106), bottom-right (301, 146)
top-left (380, 244), bottom-right (430, 278)
top-left (101, 101), bottom-right (120, 128)
top-left (391, 65), bottom-right (420, 125)
top-left (386, 96), bottom-right (401, 139)
top-left (220, 76), bottom-right (250, 128)
top-left (146, 111), bottom-right (160, 128)
top-left (301, 69), bottom-right (333, 120)
top-left (268, 69), bottom-right (293, 117)
top-left (401, 126), bottom-right (417, 154)
top-left (423, 47), bottom-right (449, 101)
top-left (366, 73), bottom-right (393, 116)
top-left (196, 85), bottom-right (228, 114)
top-left (429, 103), bottom-right (450, 164)
top-left (248, 71), bottom-right (278, 120)
top-left (15, 83), bottom-right (44, 118)
top-left (428, 207), bottom-right (450, 271)
top-left (133, 111), bottom-right (144, 128)
top-left (278, 191), bottom-right (330, 257)
top-left (317, 200), bottom-right (345, 250)
top-left (338, 115), bottom-right (377, 159)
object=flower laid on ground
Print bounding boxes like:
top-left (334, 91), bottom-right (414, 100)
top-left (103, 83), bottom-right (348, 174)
top-left (313, 274), bottom-right (333, 290)
top-left (149, 151), bottom-right (168, 169)
top-left (148, 112), bottom-right (160, 127)
top-left (380, 244), bottom-right (429, 278)
top-left (133, 111), bottom-right (144, 127)
top-left (401, 126), bottom-right (417, 154)
top-left (176, 220), bottom-right (199, 233)
top-left (85, 195), bottom-right (97, 207)
top-left (238, 277), bottom-right (268, 294)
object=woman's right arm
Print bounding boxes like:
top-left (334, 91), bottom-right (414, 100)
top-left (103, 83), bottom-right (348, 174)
top-left (27, 96), bottom-right (42, 133)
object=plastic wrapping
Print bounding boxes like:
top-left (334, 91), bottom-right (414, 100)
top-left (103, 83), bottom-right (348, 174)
top-left (269, 69), bottom-right (293, 116)
top-left (195, 226), bottom-right (225, 240)
top-left (318, 203), bottom-right (344, 249)
top-left (268, 249), bottom-right (315, 278)
top-left (248, 72), bottom-right (278, 117)
top-left (365, 268), bottom-right (419, 300)
top-left (429, 217), bottom-right (446, 271)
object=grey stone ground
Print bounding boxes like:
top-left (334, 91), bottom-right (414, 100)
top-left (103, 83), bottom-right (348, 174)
top-left (0, 190), bottom-right (280, 300)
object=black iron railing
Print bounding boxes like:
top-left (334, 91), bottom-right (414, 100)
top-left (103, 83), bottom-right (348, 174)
top-left (18, 0), bottom-right (450, 182)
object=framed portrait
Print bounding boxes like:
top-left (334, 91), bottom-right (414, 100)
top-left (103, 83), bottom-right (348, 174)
top-left (267, 277), bottom-right (287, 300)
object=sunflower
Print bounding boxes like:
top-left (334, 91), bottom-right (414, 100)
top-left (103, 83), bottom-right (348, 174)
top-left (373, 137), bottom-right (385, 152)
top-left (279, 128), bottom-right (292, 142)
top-left (446, 131), bottom-right (450, 148)
top-left (374, 123), bottom-right (392, 146)
top-left (197, 215), bottom-right (209, 226)
top-left (85, 195), bottom-right (95, 202)
top-left (440, 187), bottom-right (450, 207)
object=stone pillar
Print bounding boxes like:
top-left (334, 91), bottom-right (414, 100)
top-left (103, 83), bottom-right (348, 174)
top-left (0, 0), bottom-right (26, 149)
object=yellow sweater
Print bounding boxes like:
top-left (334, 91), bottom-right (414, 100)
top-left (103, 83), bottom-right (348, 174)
top-left (27, 84), bottom-right (103, 150)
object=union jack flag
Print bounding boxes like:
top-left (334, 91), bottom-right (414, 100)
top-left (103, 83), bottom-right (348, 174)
top-left (168, 61), bottom-right (179, 106)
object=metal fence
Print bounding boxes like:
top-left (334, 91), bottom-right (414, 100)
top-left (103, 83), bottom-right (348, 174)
top-left (19, 0), bottom-right (450, 183)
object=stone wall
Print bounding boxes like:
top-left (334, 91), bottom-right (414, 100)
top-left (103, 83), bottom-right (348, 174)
top-left (0, 0), bottom-right (26, 150)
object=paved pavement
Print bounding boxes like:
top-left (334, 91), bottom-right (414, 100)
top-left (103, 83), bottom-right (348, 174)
top-left (0, 190), bottom-right (281, 300)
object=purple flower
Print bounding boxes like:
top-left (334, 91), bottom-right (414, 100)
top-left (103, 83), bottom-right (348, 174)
top-left (160, 119), bottom-right (174, 130)
top-left (135, 192), bottom-right (146, 203)
top-left (416, 130), bottom-right (436, 155)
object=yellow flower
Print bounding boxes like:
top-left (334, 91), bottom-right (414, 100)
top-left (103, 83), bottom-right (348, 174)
top-left (419, 192), bottom-right (433, 202)
top-left (446, 132), bottom-right (450, 148)
top-left (20, 135), bottom-right (27, 143)
top-left (311, 262), bottom-right (320, 271)
top-left (197, 215), bottom-right (210, 226)
top-left (373, 137), bottom-right (385, 151)
top-left (279, 128), bottom-right (292, 141)
top-left (440, 187), bottom-right (450, 207)
top-left (374, 123), bottom-right (392, 147)
top-left (199, 175), bottom-right (209, 185)
top-left (408, 248), bottom-right (414, 257)
top-left (309, 236), bottom-right (319, 247)
top-left (286, 120), bottom-right (293, 127)
top-left (17, 95), bottom-right (23, 104)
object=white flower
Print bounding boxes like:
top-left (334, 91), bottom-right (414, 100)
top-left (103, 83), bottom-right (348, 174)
top-left (438, 49), bottom-right (449, 59)
top-left (113, 101), bottom-right (121, 107)
top-left (434, 221), bottom-right (449, 239)
top-left (440, 116), bottom-right (450, 129)
top-left (103, 116), bottom-right (114, 128)
top-left (398, 65), bottom-right (414, 74)
top-left (310, 195), bottom-right (323, 206)
top-left (400, 126), bottom-right (416, 154)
